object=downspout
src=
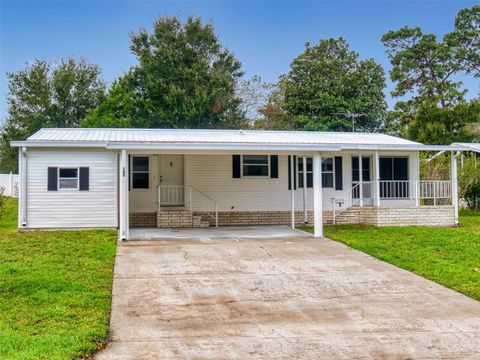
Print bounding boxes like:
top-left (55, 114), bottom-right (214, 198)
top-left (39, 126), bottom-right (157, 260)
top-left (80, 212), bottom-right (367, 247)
top-left (21, 147), bottom-right (27, 227)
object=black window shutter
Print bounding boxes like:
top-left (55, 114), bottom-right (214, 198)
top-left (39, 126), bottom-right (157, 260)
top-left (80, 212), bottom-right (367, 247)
top-left (79, 167), bottom-right (89, 191)
top-left (270, 155), bottom-right (278, 178)
top-left (293, 156), bottom-right (297, 190)
top-left (288, 156), bottom-right (297, 190)
top-left (232, 155), bottom-right (241, 178)
top-left (334, 156), bottom-right (343, 190)
top-left (288, 156), bottom-right (291, 190)
top-left (48, 167), bottom-right (58, 191)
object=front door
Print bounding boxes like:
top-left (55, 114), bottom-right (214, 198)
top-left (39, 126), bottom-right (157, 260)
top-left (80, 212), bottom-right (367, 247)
top-left (352, 156), bottom-right (372, 204)
top-left (158, 155), bottom-right (184, 206)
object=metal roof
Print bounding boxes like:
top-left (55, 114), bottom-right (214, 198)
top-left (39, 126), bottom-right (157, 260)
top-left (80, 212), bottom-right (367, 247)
top-left (10, 128), bottom-right (459, 151)
top-left (451, 142), bottom-right (480, 153)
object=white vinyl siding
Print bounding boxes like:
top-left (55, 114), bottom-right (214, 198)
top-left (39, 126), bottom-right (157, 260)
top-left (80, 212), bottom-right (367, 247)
top-left (25, 149), bottom-right (117, 228)
top-left (129, 155), bottom-right (158, 213)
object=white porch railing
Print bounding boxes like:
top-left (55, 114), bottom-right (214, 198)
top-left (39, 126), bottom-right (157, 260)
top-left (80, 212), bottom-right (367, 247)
top-left (157, 185), bottom-right (185, 206)
top-left (331, 183), bottom-right (360, 225)
top-left (157, 185), bottom-right (218, 227)
top-left (379, 180), bottom-right (452, 203)
top-left (331, 180), bottom-right (452, 224)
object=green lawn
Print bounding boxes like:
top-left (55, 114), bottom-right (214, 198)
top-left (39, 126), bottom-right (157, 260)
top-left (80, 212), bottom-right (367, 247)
top-left (303, 210), bottom-right (480, 301)
top-left (0, 198), bottom-right (117, 360)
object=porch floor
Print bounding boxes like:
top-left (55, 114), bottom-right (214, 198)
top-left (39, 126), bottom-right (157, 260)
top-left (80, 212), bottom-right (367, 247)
top-left (128, 225), bottom-right (311, 241)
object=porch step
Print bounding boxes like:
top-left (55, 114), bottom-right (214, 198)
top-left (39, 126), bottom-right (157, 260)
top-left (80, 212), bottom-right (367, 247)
top-left (157, 210), bottom-right (210, 228)
top-left (327, 206), bottom-right (375, 225)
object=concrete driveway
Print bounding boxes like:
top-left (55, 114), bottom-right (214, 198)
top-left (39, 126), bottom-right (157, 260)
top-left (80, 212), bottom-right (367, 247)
top-left (97, 226), bottom-right (480, 359)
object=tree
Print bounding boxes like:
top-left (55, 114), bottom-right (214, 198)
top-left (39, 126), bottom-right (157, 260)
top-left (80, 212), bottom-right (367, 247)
top-left (82, 16), bottom-right (247, 129)
top-left (235, 76), bottom-right (274, 125)
top-left (382, 27), bottom-right (465, 109)
top-left (445, 5), bottom-right (480, 78)
top-left (407, 100), bottom-right (480, 144)
top-left (254, 83), bottom-right (295, 130)
top-left (0, 58), bottom-right (106, 172)
top-left (280, 38), bottom-right (387, 132)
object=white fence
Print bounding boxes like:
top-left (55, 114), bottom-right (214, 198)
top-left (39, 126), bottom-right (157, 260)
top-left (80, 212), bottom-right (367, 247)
top-left (0, 173), bottom-right (19, 197)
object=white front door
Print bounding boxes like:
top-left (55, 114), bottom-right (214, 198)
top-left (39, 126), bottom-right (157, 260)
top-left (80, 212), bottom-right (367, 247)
top-left (158, 155), bottom-right (184, 206)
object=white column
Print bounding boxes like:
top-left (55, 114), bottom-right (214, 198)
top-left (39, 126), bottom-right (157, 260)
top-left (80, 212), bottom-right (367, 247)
top-left (451, 151), bottom-right (459, 225)
top-left (313, 153), bottom-right (323, 237)
top-left (374, 151), bottom-right (380, 207)
top-left (358, 153), bottom-right (363, 207)
top-left (290, 155), bottom-right (295, 229)
top-left (119, 149), bottom-right (128, 240)
top-left (415, 152), bottom-right (420, 206)
top-left (9, 171), bottom-right (13, 197)
top-left (302, 156), bottom-right (308, 224)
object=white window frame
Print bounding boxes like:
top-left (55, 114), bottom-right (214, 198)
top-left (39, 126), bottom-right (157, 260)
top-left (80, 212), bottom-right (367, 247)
top-left (321, 157), bottom-right (334, 188)
top-left (58, 167), bottom-right (79, 190)
top-left (130, 156), bottom-right (150, 190)
top-left (241, 155), bottom-right (270, 178)
top-left (298, 157), bottom-right (313, 188)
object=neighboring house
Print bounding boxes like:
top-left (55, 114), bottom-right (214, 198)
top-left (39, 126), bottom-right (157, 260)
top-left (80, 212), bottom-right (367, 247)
top-left (11, 128), bottom-right (461, 240)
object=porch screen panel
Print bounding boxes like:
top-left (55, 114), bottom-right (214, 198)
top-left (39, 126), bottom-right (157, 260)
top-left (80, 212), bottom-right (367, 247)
top-left (380, 157), bottom-right (409, 198)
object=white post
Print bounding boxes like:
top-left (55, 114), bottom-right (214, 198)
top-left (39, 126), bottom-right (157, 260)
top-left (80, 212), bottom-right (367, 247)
top-left (313, 153), bottom-right (323, 237)
top-left (374, 151), bottom-right (380, 207)
top-left (415, 181), bottom-right (420, 206)
top-left (358, 153), bottom-right (363, 207)
top-left (119, 150), bottom-right (128, 240)
top-left (290, 155), bottom-right (295, 229)
top-left (302, 156), bottom-right (308, 224)
top-left (451, 151), bottom-right (459, 225)
top-left (9, 171), bottom-right (13, 197)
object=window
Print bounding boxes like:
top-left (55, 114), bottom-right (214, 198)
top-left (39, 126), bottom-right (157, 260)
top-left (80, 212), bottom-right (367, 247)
top-left (298, 157), bottom-right (313, 188)
top-left (352, 156), bottom-right (371, 182)
top-left (322, 158), bottom-right (334, 188)
top-left (131, 156), bottom-right (149, 189)
top-left (297, 157), bottom-right (334, 188)
top-left (242, 155), bottom-right (269, 177)
top-left (58, 168), bottom-right (78, 189)
top-left (379, 157), bottom-right (408, 180)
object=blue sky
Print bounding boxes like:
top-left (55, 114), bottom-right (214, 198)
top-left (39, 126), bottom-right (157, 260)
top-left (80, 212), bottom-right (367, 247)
top-left (1, 0), bottom-right (478, 122)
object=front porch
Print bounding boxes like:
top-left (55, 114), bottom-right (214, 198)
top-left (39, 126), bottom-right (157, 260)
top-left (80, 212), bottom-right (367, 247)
top-left (118, 149), bottom-right (459, 240)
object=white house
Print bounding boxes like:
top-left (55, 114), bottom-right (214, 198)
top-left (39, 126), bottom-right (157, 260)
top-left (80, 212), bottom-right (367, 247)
top-left (11, 128), bottom-right (461, 240)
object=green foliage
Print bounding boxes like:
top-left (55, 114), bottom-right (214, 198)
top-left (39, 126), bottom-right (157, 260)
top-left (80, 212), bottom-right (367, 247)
top-left (0, 186), bottom-right (5, 217)
top-left (279, 38), bottom-right (387, 132)
top-left (0, 58), bottom-right (106, 172)
top-left (464, 181), bottom-right (480, 211)
top-left (0, 198), bottom-right (117, 359)
top-left (407, 100), bottom-right (480, 144)
top-left (445, 5), bottom-right (480, 78)
top-left (302, 210), bottom-right (480, 301)
top-left (382, 26), bottom-right (465, 108)
top-left (82, 16), bottom-right (247, 129)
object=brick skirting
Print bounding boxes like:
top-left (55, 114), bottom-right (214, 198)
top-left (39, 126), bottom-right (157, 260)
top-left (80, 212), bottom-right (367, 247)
top-left (131, 206), bottom-right (455, 228)
top-left (130, 212), bottom-right (157, 227)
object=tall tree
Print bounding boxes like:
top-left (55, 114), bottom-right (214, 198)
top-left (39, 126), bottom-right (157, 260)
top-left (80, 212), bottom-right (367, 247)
top-left (82, 16), bottom-right (247, 129)
top-left (0, 58), bottom-right (106, 172)
top-left (407, 100), bottom-right (480, 144)
top-left (280, 38), bottom-right (387, 132)
top-left (445, 4), bottom-right (480, 78)
top-left (382, 27), bottom-right (464, 108)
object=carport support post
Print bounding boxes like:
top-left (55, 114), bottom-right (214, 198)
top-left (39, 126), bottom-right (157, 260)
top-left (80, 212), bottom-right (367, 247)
top-left (119, 149), bottom-right (129, 240)
top-left (374, 151), bottom-right (380, 207)
top-left (290, 155), bottom-right (295, 229)
top-left (303, 156), bottom-right (308, 224)
top-left (313, 153), bottom-right (323, 237)
top-left (451, 151), bottom-right (459, 226)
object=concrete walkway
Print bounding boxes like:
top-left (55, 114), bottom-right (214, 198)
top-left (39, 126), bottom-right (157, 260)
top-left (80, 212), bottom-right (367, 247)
top-left (97, 229), bottom-right (480, 359)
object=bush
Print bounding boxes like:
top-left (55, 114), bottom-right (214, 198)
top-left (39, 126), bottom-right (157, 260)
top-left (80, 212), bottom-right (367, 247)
top-left (464, 181), bottom-right (480, 211)
top-left (0, 186), bottom-right (5, 217)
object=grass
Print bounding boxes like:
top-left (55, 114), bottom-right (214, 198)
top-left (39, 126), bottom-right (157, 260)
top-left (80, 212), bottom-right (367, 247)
top-left (302, 210), bottom-right (480, 301)
top-left (0, 198), bottom-right (117, 360)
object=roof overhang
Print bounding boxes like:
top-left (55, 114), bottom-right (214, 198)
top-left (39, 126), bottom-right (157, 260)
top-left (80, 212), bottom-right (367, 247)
top-left (10, 141), bottom-right (464, 152)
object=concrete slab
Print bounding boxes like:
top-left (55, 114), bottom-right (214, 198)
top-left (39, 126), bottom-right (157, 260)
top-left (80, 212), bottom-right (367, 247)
top-left (96, 235), bottom-right (480, 359)
top-left (128, 225), bottom-right (310, 241)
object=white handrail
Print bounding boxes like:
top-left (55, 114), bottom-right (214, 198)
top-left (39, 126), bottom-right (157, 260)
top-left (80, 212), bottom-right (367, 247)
top-left (331, 183), bottom-right (360, 225)
top-left (188, 186), bottom-right (218, 227)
